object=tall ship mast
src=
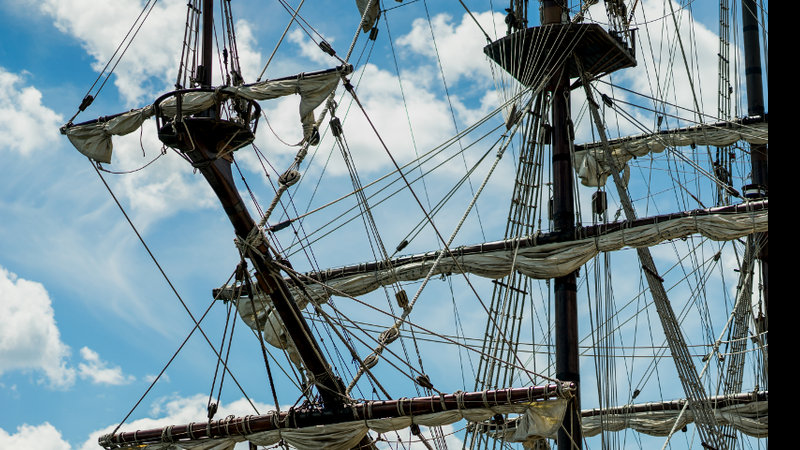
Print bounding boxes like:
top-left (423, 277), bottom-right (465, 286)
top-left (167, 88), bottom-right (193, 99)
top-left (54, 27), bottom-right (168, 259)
top-left (56, 1), bottom-right (767, 449)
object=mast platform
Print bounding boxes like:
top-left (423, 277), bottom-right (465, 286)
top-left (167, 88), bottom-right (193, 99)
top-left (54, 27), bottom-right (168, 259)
top-left (484, 23), bottom-right (636, 86)
top-left (153, 89), bottom-right (261, 154)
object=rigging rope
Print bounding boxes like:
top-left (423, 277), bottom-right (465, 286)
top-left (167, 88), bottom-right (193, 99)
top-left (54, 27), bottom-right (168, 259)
top-left (342, 84), bottom-right (536, 392)
top-left (576, 57), bottom-right (727, 448)
top-left (271, 260), bottom-right (559, 386)
top-left (68, 0), bottom-right (160, 124)
top-left (92, 162), bottom-right (259, 433)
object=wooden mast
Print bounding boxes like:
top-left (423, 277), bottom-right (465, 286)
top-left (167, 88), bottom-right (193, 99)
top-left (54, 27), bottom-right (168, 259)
top-left (181, 0), bottom-right (347, 411)
top-left (742, 0), bottom-right (768, 340)
top-left (541, 2), bottom-right (582, 449)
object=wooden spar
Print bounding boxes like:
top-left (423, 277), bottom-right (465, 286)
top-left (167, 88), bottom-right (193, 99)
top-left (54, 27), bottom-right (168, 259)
top-left (99, 384), bottom-right (575, 448)
top-left (270, 200), bottom-right (767, 288)
top-left (573, 114), bottom-right (767, 152)
top-left (580, 390), bottom-right (767, 417)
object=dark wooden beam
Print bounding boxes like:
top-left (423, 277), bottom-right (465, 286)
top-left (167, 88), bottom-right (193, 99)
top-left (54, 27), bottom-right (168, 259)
top-left (211, 200), bottom-right (767, 301)
top-left (742, 0), bottom-right (768, 336)
top-left (99, 384), bottom-right (575, 448)
top-left (541, 2), bottom-right (581, 449)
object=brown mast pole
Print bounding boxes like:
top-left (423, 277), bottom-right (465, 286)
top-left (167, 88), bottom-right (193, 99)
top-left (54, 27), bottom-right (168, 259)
top-left (542, 1), bottom-right (582, 449)
top-left (741, 0), bottom-right (768, 338)
top-left (185, 0), bottom-right (346, 410)
top-left (200, 0), bottom-right (214, 88)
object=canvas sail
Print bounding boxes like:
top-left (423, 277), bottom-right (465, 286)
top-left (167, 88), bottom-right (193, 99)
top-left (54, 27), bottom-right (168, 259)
top-left (61, 67), bottom-right (349, 163)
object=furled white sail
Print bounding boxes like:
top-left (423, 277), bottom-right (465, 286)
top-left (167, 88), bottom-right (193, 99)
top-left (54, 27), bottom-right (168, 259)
top-left (295, 207), bottom-right (767, 300)
top-left (61, 68), bottom-right (349, 163)
top-left (63, 105), bottom-right (155, 164)
top-left (104, 398), bottom-right (569, 450)
top-left (235, 204), bottom-right (766, 360)
top-left (481, 398), bottom-right (767, 442)
top-left (580, 400), bottom-right (768, 438)
top-left (572, 119), bottom-right (768, 187)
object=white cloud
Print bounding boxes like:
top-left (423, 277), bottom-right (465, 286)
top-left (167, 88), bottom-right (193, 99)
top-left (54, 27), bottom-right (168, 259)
top-left (144, 373), bottom-right (170, 384)
top-left (289, 28), bottom-right (337, 66)
top-left (0, 423), bottom-right (72, 450)
top-left (0, 266), bottom-right (75, 389)
top-left (608, 0), bottom-right (738, 122)
top-left (396, 11), bottom-right (506, 88)
top-left (0, 267), bottom-right (136, 389)
top-left (78, 347), bottom-right (135, 385)
top-left (0, 68), bottom-right (63, 155)
top-left (34, 1), bottom-right (268, 108)
top-left (37, 0), bottom-right (188, 107)
top-left (107, 132), bottom-right (218, 228)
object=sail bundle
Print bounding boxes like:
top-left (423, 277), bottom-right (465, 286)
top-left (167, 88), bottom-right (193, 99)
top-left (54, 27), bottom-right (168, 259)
top-left (230, 202), bottom-right (766, 360)
top-left (290, 202), bottom-right (767, 301)
top-left (61, 67), bottom-right (350, 163)
top-left (573, 117), bottom-right (768, 187)
top-left (480, 392), bottom-right (767, 441)
top-left (581, 399), bottom-right (767, 438)
top-left (99, 385), bottom-right (574, 450)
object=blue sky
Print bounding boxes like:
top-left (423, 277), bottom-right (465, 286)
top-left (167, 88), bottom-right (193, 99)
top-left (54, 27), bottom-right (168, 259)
top-left (0, 1), bottom-right (767, 449)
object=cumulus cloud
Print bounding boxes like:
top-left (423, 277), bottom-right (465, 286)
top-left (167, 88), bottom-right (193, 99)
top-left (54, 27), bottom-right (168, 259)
top-left (396, 11), bottom-right (506, 88)
top-left (35, 1), bottom-right (267, 108)
top-left (106, 130), bottom-right (218, 227)
top-left (78, 347), bottom-right (135, 385)
top-left (144, 373), bottom-right (170, 384)
top-left (289, 28), bottom-right (337, 66)
top-left (590, 0), bottom-right (739, 126)
top-left (249, 11), bottom-right (510, 180)
top-left (0, 68), bottom-right (63, 155)
top-left (0, 267), bottom-right (136, 389)
top-left (37, 0), bottom-right (188, 107)
top-left (0, 266), bottom-right (75, 389)
top-left (0, 423), bottom-right (72, 450)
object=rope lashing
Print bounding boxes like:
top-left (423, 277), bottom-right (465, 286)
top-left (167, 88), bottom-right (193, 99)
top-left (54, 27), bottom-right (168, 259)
top-left (160, 425), bottom-right (175, 443)
top-left (234, 225), bottom-right (266, 259)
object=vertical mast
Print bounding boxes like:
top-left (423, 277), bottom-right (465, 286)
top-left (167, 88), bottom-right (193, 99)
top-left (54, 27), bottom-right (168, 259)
top-left (741, 0), bottom-right (768, 337)
top-left (542, 2), bottom-right (582, 449)
top-left (201, 0), bottom-right (214, 87)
